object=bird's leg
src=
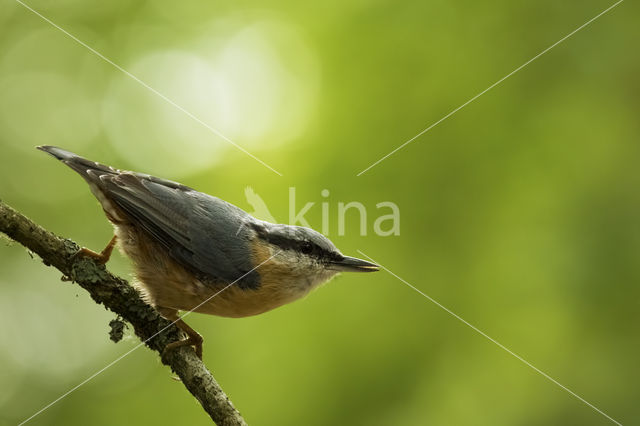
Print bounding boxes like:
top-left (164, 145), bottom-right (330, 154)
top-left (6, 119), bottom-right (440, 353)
top-left (74, 235), bottom-right (118, 265)
top-left (158, 307), bottom-right (204, 360)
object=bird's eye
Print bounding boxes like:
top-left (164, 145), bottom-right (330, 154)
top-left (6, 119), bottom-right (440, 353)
top-left (300, 242), bottom-right (314, 254)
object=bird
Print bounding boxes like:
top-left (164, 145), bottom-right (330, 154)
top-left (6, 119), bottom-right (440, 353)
top-left (38, 146), bottom-right (379, 359)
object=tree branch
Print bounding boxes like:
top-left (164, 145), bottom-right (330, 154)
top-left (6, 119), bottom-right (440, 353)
top-left (0, 199), bottom-right (247, 426)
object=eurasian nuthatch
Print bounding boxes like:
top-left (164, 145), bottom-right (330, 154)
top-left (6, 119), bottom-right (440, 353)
top-left (38, 146), bottom-right (379, 358)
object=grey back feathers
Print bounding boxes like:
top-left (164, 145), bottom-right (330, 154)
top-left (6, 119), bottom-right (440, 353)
top-left (38, 145), bottom-right (261, 289)
top-left (110, 178), bottom-right (261, 289)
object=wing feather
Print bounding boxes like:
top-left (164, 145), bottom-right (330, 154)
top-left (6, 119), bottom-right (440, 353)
top-left (100, 173), bottom-right (260, 289)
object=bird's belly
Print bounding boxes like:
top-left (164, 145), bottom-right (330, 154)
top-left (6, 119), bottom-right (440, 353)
top-left (193, 282), bottom-right (307, 318)
top-left (145, 275), bottom-right (309, 318)
top-left (134, 259), bottom-right (309, 318)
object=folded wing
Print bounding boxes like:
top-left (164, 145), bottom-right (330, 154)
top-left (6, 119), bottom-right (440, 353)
top-left (99, 173), bottom-right (260, 289)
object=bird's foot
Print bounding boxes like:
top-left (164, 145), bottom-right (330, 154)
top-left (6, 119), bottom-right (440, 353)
top-left (72, 235), bottom-right (117, 265)
top-left (162, 333), bottom-right (203, 360)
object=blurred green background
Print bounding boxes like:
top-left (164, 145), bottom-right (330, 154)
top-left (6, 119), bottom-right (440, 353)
top-left (1, 0), bottom-right (638, 425)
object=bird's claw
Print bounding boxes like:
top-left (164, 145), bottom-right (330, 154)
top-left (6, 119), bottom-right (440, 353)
top-left (72, 235), bottom-right (117, 265)
top-left (162, 335), bottom-right (204, 360)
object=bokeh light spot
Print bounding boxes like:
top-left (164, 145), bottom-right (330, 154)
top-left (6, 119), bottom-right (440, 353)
top-left (102, 18), bottom-right (320, 176)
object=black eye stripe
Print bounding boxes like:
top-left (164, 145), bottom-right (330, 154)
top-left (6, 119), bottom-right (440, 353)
top-left (251, 222), bottom-right (341, 260)
top-left (300, 242), bottom-right (314, 254)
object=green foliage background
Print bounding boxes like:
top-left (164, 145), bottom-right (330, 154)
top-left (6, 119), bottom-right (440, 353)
top-left (1, 1), bottom-right (638, 425)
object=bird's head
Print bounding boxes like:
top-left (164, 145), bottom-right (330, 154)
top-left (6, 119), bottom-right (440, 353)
top-left (250, 221), bottom-right (379, 289)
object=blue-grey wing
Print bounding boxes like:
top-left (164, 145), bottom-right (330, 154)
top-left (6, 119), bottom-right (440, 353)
top-left (99, 172), bottom-right (260, 289)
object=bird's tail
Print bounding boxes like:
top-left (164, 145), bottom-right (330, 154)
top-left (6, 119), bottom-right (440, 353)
top-left (37, 145), bottom-right (129, 222)
top-left (37, 145), bottom-right (78, 162)
top-left (37, 145), bottom-right (119, 182)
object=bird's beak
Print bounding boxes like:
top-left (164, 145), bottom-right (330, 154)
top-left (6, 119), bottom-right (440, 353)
top-left (330, 256), bottom-right (380, 272)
